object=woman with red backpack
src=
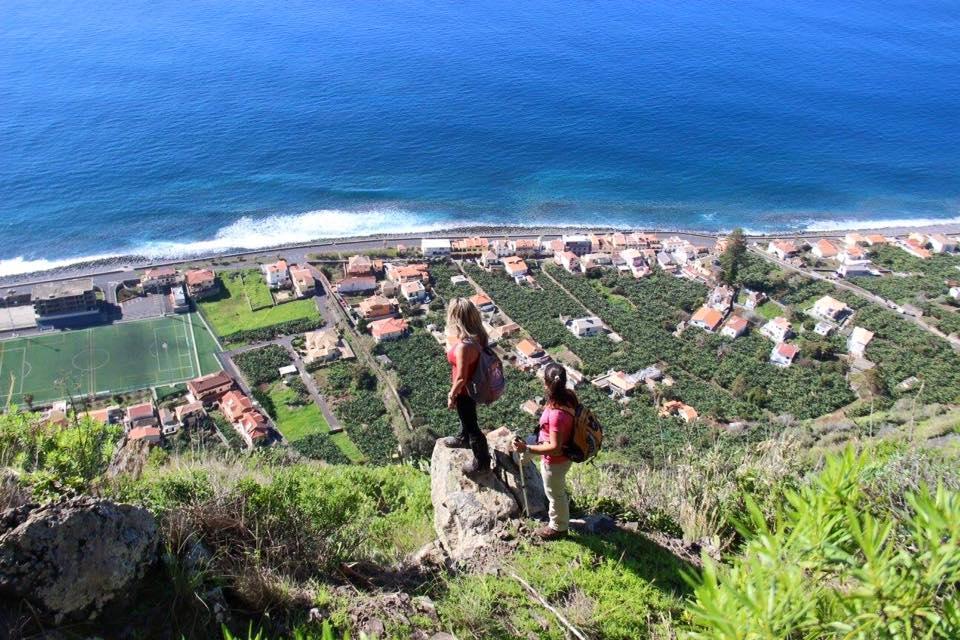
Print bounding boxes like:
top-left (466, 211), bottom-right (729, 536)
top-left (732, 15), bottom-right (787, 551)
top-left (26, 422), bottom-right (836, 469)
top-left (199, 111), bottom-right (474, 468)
top-left (512, 362), bottom-right (576, 540)
top-left (442, 297), bottom-right (492, 476)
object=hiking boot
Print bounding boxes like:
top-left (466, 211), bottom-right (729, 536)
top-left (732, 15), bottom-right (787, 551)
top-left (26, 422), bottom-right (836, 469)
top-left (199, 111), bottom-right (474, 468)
top-left (442, 435), bottom-right (470, 449)
top-left (462, 458), bottom-right (491, 477)
top-left (535, 526), bottom-right (568, 541)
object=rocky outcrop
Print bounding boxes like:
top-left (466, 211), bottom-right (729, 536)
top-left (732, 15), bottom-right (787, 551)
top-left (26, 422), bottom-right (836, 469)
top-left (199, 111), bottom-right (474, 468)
top-left (106, 436), bottom-right (152, 479)
top-left (430, 427), bottom-right (547, 564)
top-left (0, 496), bottom-right (159, 622)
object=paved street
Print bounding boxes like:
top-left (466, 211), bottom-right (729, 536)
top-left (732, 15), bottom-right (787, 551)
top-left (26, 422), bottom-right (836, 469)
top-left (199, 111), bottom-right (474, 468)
top-left (748, 246), bottom-right (960, 351)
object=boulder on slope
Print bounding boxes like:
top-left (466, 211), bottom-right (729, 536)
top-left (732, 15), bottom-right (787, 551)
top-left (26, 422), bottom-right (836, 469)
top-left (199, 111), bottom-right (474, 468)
top-left (0, 496), bottom-right (159, 622)
top-left (430, 426), bottom-right (547, 564)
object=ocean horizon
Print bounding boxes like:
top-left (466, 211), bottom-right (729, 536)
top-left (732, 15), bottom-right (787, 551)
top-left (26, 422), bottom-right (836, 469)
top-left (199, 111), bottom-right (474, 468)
top-left (2, 0), bottom-right (959, 276)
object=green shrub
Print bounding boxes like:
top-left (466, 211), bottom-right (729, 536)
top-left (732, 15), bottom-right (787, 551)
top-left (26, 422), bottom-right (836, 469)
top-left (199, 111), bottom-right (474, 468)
top-left (686, 447), bottom-right (960, 639)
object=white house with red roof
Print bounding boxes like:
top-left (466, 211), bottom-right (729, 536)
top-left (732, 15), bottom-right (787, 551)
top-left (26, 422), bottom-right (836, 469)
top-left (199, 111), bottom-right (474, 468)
top-left (760, 317), bottom-right (794, 343)
top-left (770, 342), bottom-right (799, 367)
top-left (262, 260), bottom-right (290, 289)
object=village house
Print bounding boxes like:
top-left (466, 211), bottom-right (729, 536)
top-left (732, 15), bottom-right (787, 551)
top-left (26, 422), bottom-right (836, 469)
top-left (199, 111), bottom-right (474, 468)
top-left (186, 371), bottom-right (234, 405)
top-left (175, 401), bottom-right (206, 429)
top-left (767, 240), bottom-right (799, 261)
top-left (864, 234), bottom-right (888, 246)
top-left (770, 342), bottom-right (799, 367)
top-left (690, 306), bottom-right (724, 333)
top-left (520, 399), bottom-right (542, 416)
top-left (237, 411), bottom-right (270, 447)
top-left (837, 263), bottom-right (874, 278)
top-left (32, 278), bottom-right (100, 326)
top-left (950, 286), bottom-right (960, 302)
top-left (556, 251), bottom-right (580, 274)
top-left (358, 295), bottom-right (399, 320)
top-left (451, 236), bottom-right (488, 257)
top-left (760, 317), bottom-right (794, 342)
top-left (490, 238), bottom-right (514, 257)
top-left (379, 280), bottom-right (400, 297)
top-left (514, 338), bottom-right (550, 368)
top-left (387, 263), bottom-right (429, 283)
top-left (607, 371), bottom-right (639, 397)
top-left (421, 238), bottom-right (452, 258)
top-left (656, 251), bottom-right (676, 273)
top-left (579, 255), bottom-right (603, 274)
top-left (660, 400), bottom-right (698, 423)
top-left (630, 263), bottom-right (652, 279)
top-left (83, 406), bottom-right (123, 425)
top-left (262, 260), bottom-right (291, 289)
top-left (566, 316), bottom-right (605, 337)
top-left (838, 245), bottom-right (869, 264)
top-left (814, 321), bottom-right (835, 337)
top-left (721, 315), bottom-right (749, 339)
top-left (488, 321), bottom-right (520, 342)
top-left (928, 233), bottom-right (956, 254)
top-left (125, 402), bottom-right (158, 430)
top-left (170, 284), bottom-right (190, 313)
top-left (221, 390), bottom-right (255, 422)
top-left (370, 317), bottom-right (409, 342)
top-left (811, 295), bottom-right (852, 323)
top-left (346, 255), bottom-right (374, 277)
top-left (289, 265), bottom-right (316, 298)
top-left (140, 267), bottom-right (181, 292)
top-left (707, 285), bottom-right (735, 312)
top-left (503, 256), bottom-right (529, 279)
top-left (479, 250), bottom-right (502, 269)
top-left (900, 238), bottom-right (932, 260)
top-left (400, 280), bottom-right (428, 302)
top-left (184, 269), bottom-right (220, 299)
top-left (811, 239), bottom-right (839, 259)
top-left (511, 238), bottom-right (540, 258)
top-left (338, 275), bottom-right (377, 295)
top-left (470, 293), bottom-right (495, 313)
top-left (128, 426), bottom-right (162, 444)
top-left (159, 407), bottom-right (178, 435)
top-left (303, 328), bottom-right (353, 364)
top-left (742, 289), bottom-right (766, 310)
top-left (847, 326), bottom-right (875, 358)
top-left (844, 232), bottom-right (868, 246)
top-left (619, 248), bottom-right (645, 269)
top-left (561, 234), bottom-right (592, 256)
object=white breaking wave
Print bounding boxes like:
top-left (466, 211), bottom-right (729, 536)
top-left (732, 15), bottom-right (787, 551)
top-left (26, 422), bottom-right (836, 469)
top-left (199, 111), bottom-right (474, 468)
top-left (801, 215), bottom-right (960, 232)
top-left (0, 208), bottom-right (470, 277)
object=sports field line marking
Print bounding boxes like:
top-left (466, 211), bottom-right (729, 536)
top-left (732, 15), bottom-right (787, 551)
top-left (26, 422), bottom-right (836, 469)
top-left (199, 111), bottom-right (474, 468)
top-left (186, 315), bottom-right (201, 378)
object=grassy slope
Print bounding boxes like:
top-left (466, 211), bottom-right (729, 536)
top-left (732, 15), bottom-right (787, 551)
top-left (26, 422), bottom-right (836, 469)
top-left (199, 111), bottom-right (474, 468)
top-left (198, 270), bottom-right (317, 337)
top-left (267, 383), bottom-right (363, 462)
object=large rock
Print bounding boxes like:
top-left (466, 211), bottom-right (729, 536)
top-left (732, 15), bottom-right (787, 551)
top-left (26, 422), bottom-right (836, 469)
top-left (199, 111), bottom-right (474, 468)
top-left (0, 496), bottom-right (159, 622)
top-left (431, 427), bottom-right (547, 563)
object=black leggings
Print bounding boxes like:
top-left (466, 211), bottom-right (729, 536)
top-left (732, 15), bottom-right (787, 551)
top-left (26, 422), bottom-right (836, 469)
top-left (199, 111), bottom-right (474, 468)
top-left (456, 394), bottom-right (490, 465)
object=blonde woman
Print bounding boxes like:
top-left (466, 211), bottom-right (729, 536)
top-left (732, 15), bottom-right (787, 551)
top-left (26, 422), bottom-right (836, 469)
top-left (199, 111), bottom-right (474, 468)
top-left (442, 297), bottom-right (492, 476)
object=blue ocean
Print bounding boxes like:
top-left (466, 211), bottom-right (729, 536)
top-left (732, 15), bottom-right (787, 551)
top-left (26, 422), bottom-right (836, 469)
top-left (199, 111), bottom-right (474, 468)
top-left (2, 0), bottom-right (959, 274)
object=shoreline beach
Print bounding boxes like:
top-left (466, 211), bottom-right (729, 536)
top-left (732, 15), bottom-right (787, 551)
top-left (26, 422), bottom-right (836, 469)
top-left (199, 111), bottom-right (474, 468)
top-left (2, 219), bottom-right (959, 289)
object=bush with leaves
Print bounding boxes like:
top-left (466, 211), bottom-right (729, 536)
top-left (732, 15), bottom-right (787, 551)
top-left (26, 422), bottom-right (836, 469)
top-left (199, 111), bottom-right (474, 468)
top-left (687, 447), bottom-right (960, 639)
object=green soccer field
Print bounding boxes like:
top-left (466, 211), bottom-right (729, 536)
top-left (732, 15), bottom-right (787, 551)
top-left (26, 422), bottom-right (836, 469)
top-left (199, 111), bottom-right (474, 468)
top-left (0, 314), bottom-right (222, 407)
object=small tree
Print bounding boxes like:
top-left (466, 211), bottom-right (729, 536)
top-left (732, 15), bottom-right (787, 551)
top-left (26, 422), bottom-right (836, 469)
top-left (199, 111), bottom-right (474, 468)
top-left (720, 227), bottom-right (747, 286)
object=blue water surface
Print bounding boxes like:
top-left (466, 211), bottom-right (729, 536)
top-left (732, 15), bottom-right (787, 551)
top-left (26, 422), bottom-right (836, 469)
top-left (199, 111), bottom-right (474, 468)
top-left (1, 0), bottom-right (959, 270)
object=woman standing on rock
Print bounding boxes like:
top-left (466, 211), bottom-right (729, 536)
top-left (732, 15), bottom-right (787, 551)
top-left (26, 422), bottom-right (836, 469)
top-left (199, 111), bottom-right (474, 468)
top-left (442, 297), bottom-right (492, 476)
top-left (512, 363), bottom-right (575, 540)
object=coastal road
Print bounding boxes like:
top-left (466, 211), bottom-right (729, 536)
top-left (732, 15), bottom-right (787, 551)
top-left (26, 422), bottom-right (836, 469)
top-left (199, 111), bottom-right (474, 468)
top-left (748, 246), bottom-right (960, 351)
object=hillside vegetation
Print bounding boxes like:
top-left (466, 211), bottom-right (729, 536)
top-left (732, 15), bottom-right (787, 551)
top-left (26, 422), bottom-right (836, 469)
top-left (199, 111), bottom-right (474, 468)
top-left (1, 406), bottom-right (959, 639)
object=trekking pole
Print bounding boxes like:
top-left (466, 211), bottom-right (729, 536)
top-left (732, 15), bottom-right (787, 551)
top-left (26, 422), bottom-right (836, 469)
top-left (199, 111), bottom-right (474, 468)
top-left (513, 448), bottom-right (531, 519)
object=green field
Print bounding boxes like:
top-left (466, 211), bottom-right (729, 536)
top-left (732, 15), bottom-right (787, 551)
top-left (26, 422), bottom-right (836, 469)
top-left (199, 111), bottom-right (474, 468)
top-left (0, 314), bottom-right (221, 406)
top-left (198, 270), bottom-right (317, 338)
top-left (267, 383), bottom-right (363, 461)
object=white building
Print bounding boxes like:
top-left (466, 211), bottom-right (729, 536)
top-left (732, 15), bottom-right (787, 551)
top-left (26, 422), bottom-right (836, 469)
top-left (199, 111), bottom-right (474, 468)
top-left (400, 280), bottom-right (428, 302)
top-left (810, 296), bottom-right (852, 323)
top-left (566, 316), bottom-right (605, 338)
top-left (847, 326), bottom-right (875, 357)
top-left (421, 238), bottom-right (452, 258)
top-left (770, 342), bottom-right (799, 367)
top-left (262, 260), bottom-right (290, 289)
top-left (760, 317), bottom-right (793, 343)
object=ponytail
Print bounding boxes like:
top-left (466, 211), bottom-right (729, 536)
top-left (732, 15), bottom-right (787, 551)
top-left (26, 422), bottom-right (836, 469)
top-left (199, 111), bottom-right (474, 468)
top-left (543, 363), bottom-right (578, 408)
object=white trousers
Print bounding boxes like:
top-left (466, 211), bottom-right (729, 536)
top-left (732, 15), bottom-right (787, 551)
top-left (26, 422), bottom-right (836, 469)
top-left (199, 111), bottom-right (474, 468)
top-left (540, 459), bottom-right (572, 532)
